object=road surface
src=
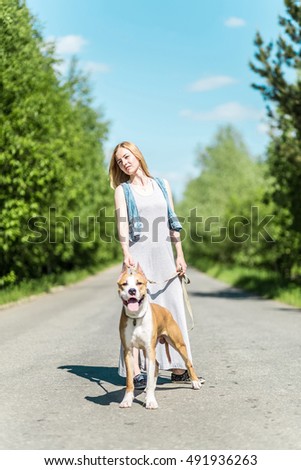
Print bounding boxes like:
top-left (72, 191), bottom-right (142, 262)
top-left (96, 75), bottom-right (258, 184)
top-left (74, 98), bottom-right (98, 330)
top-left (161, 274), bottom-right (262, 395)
top-left (0, 264), bottom-right (300, 449)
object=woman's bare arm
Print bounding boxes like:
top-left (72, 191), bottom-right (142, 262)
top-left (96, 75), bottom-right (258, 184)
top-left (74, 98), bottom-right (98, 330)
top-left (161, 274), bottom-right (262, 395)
top-left (114, 185), bottom-right (135, 267)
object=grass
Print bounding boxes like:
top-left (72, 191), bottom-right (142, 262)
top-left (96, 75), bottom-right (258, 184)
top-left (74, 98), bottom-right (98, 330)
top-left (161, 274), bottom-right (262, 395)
top-left (0, 260), bottom-right (119, 307)
top-left (192, 259), bottom-right (301, 308)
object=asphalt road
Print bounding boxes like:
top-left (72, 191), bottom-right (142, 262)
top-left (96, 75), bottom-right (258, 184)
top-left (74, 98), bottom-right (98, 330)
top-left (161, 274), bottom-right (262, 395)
top-left (0, 264), bottom-right (300, 450)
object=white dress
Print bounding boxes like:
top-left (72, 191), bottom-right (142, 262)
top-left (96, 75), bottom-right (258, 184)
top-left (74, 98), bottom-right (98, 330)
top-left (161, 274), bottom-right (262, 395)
top-left (118, 178), bottom-right (192, 376)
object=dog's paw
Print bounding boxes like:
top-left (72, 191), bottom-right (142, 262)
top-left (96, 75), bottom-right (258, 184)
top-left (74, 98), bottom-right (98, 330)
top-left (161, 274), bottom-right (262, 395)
top-left (145, 396), bottom-right (158, 409)
top-left (119, 392), bottom-right (134, 408)
top-left (191, 380), bottom-right (203, 390)
top-left (119, 400), bottom-right (133, 408)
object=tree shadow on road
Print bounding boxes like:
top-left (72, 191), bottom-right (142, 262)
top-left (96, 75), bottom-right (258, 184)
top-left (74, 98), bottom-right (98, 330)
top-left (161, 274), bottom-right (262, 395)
top-left (190, 288), bottom-right (301, 310)
top-left (189, 288), bottom-right (261, 300)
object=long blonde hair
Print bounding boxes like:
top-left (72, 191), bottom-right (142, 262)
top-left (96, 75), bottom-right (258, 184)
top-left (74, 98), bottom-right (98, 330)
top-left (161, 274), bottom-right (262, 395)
top-left (109, 141), bottom-right (152, 189)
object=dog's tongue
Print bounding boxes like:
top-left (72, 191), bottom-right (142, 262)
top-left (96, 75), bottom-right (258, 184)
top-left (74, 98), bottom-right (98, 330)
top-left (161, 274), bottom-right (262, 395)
top-left (127, 298), bottom-right (139, 312)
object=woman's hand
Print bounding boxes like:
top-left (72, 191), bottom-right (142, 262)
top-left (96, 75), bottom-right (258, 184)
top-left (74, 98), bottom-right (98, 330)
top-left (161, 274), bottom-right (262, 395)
top-left (123, 254), bottom-right (136, 269)
top-left (176, 255), bottom-right (187, 277)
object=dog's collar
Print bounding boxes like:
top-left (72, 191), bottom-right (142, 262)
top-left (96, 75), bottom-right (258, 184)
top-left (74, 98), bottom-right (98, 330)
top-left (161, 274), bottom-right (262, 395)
top-left (124, 312), bottom-right (146, 327)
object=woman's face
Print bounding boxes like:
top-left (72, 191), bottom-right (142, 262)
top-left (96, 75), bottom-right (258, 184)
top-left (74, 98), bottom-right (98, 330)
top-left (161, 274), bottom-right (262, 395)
top-left (115, 147), bottom-right (140, 175)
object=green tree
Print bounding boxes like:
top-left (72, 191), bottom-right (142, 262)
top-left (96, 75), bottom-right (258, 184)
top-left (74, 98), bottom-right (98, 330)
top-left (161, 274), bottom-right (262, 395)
top-left (1, 0), bottom-right (116, 285)
top-left (1, 0), bottom-right (68, 280)
top-left (249, 0), bottom-right (301, 277)
top-left (179, 126), bottom-right (272, 269)
top-left (61, 59), bottom-right (116, 267)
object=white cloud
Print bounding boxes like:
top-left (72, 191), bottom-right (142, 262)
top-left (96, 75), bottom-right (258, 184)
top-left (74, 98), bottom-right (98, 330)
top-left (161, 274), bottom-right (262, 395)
top-left (187, 75), bottom-right (237, 92)
top-left (180, 102), bottom-right (262, 121)
top-left (49, 35), bottom-right (88, 54)
top-left (45, 37), bottom-right (110, 77)
top-left (257, 123), bottom-right (270, 134)
top-left (83, 61), bottom-right (110, 74)
top-left (224, 17), bottom-right (246, 28)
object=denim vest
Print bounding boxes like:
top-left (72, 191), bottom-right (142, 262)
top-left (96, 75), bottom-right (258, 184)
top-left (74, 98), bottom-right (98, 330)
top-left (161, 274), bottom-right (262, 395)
top-left (121, 177), bottom-right (183, 243)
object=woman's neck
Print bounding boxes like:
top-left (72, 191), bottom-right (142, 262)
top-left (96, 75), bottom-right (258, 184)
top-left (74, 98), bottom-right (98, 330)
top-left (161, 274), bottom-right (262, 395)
top-left (130, 170), bottom-right (150, 187)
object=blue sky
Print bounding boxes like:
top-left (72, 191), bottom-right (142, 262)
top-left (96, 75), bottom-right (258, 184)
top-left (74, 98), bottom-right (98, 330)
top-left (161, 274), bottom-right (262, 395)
top-left (27, 0), bottom-right (286, 199)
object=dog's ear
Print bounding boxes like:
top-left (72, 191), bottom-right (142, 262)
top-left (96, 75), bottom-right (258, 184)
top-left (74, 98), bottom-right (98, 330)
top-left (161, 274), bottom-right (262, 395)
top-left (117, 264), bottom-right (128, 284)
top-left (136, 263), bottom-right (145, 277)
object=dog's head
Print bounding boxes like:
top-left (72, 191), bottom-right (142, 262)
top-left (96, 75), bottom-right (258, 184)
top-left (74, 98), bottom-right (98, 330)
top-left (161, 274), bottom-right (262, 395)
top-left (117, 263), bottom-right (148, 314)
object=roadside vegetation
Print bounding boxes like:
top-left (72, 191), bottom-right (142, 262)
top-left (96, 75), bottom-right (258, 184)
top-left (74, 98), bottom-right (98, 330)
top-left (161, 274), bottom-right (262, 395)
top-left (178, 0), bottom-right (301, 308)
top-left (1, 0), bottom-right (119, 305)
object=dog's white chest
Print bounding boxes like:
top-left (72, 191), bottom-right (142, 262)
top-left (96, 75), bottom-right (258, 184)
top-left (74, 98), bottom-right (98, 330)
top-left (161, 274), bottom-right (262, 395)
top-left (124, 306), bottom-right (153, 349)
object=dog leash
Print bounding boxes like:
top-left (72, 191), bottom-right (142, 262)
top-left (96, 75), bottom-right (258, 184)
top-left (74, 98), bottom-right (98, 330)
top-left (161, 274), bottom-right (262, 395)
top-left (180, 275), bottom-right (195, 330)
top-left (147, 271), bottom-right (195, 330)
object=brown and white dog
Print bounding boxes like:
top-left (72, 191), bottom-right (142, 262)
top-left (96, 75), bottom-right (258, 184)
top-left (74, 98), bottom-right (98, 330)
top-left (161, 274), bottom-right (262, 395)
top-left (118, 264), bottom-right (202, 409)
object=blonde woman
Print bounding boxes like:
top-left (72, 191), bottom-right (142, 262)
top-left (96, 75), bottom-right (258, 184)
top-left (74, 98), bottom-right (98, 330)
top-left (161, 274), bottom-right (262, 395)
top-left (109, 141), bottom-right (198, 389)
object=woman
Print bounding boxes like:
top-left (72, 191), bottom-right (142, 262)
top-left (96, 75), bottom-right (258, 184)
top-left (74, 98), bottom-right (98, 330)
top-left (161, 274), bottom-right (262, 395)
top-left (109, 141), bottom-right (194, 389)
